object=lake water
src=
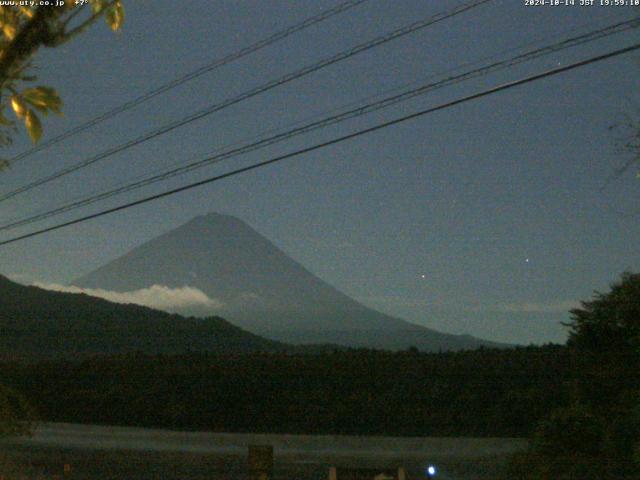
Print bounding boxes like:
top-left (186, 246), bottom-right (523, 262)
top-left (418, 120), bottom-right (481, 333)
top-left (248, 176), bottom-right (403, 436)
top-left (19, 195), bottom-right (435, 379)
top-left (1, 423), bottom-right (527, 479)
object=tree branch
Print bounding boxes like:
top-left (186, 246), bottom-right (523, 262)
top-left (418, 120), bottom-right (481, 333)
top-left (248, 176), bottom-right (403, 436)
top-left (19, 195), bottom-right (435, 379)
top-left (58, 2), bottom-right (117, 46)
top-left (0, 7), bottom-right (63, 86)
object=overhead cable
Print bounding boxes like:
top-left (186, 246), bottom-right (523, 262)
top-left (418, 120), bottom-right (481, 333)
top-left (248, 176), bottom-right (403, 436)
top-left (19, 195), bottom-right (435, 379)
top-left (0, 0), bottom-right (493, 203)
top-left (1, 42), bottom-right (637, 247)
top-left (5, 0), bottom-right (370, 165)
top-left (1, 18), bottom-right (636, 233)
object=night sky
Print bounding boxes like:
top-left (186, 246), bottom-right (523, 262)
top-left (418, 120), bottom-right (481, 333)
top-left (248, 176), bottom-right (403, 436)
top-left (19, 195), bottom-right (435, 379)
top-left (0, 0), bottom-right (638, 344)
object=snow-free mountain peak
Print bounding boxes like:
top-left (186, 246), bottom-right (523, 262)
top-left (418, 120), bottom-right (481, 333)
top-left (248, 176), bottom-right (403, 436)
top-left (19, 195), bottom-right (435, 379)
top-left (75, 213), bottom-right (503, 351)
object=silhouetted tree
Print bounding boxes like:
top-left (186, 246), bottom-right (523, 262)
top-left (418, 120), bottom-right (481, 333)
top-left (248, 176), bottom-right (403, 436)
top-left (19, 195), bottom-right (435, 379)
top-left (507, 273), bottom-right (640, 479)
top-left (566, 272), bottom-right (640, 355)
top-left (609, 110), bottom-right (640, 181)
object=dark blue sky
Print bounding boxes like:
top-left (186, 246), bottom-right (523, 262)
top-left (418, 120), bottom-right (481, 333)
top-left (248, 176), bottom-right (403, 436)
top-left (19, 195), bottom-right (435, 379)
top-left (0, 0), bottom-right (638, 344)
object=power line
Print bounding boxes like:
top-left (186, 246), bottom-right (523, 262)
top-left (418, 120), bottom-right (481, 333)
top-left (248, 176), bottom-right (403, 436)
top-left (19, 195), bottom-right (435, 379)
top-left (5, 0), bottom-right (370, 165)
top-left (6, 12), bottom-right (617, 230)
top-left (1, 17), bottom-right (636, 233)
top-left (1, 42), bottom-right (637, 247)
top-left (0, 0), bottom-right (492, 203)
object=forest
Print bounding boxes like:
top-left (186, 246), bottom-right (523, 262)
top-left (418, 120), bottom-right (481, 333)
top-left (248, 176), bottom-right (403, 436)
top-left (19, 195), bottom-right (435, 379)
top-left (0, 345), bottom-right (569, 438)
top-left (1, 272), bottom-right (639, 478)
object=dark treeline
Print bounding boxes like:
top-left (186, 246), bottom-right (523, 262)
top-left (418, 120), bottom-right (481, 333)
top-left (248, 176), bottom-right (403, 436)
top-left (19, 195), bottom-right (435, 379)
top-left (1, 345), bottom-right (571, 438)
top-left (0, 274), bottom-right (290, 358)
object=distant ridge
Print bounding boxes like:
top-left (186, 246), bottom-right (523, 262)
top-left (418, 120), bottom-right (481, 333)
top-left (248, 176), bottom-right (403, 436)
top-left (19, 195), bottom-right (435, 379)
top-left (75, 213), bottom-right (504, 351)
top-left (0, 274), bottom-right (287, 358)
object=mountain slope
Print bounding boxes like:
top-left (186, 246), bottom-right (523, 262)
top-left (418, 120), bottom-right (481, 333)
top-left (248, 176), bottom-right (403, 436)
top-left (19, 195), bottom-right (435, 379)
top-left (0, 275), bottom-right (286, 358)
top-left (75, 213), bottom-right (502, 351)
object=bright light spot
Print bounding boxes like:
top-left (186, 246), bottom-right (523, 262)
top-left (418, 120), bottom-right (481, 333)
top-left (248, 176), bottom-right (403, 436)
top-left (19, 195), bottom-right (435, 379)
top-left (421, 274), bottom-right (426, 279)
top-left (427, 465), bottom-right (436, 476)
top-left (525, 258), bottom-right (530, 263)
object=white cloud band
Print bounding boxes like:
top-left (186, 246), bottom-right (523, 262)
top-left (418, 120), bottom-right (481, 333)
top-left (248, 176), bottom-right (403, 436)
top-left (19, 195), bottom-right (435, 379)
top-left (34, 283), bottom-right (223, 312)
top-left (493, 301), bottom-right (579, 313)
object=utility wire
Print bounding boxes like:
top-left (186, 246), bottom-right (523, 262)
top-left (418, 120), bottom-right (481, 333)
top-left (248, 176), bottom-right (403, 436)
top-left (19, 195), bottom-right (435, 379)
top-left (7, 12), bottom-right (621, 225)
top-left (1, 18), bottom-right (636, 233)
top-left (1, 42), bottom-right (637, 247)
top-left (0, 0), bottom-right (492, 203)
top-left (5, 0), bottom-right (370, 165)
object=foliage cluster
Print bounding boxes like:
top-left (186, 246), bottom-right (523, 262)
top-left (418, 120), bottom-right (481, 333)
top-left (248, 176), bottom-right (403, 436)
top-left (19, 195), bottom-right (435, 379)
top-left (506, 273), bottom-right (640, 479)
top-left (0, 0), bottom-right (123, 162)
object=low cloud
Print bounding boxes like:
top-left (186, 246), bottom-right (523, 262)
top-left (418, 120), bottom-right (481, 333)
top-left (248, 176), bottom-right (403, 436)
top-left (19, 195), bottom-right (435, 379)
top-left (34, 283), bottom-right (223, 312)
top-left (359, 295), bottom-right (578, 314)
top-left (493, 301), bottom-right (579, 314)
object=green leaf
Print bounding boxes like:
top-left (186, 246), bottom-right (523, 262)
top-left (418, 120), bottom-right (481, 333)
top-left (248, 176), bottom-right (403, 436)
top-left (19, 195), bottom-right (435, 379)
top-left (25, 110), bottom-right (42, 144)
top-left (28, 103), bottom-right (49, 116)
top-left (18, 6), bottom-right (34, 19)
top-left (22, 86), bottom-right (63, 115)
top-left (105, 1), bottom-right (124, 31)
top-left (22, 89), bottom-right (49, 108)
top-left (91, 0), bottom-right (106, 14)
top-left (2, 23), bottom-right (16, 41)
top-left (10, 95), bottom-right (27, 119)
